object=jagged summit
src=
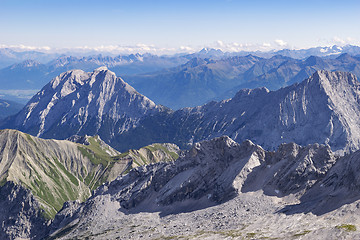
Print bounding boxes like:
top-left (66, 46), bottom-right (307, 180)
top-left (2, 68), bottom-right (161, 143)
top-left (336, 52), bottom-right (357, 62)
top-left (199, 47), bottom-right (223, 54)
top-left (94, 66), bottom-right (108, 71)
top-left (308, 69), bottom-right (358, 86)
top-left (304, 55), bottom-right (328, 67)
top-left (183, 57), bottom-right (209, 68)
top-left (232, 87), bottom-right (270, 100)
top-left (10, 59), bottom-right (42, 69)
top-left (79, 136), bottom-right (270, 211)
top-left (91, 135), bottom-right (334, 210)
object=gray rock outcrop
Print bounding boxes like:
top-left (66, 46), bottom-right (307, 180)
top-left (0, 182), bottom-right (47, 240)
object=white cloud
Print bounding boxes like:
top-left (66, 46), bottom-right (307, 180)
top-left (204, 41), bottom-right (279, 52)
top-left (0, 44), bottom-right (52, 51)
top-left (216, 40), bottom-right (224, 47)
top-left (179, 46), bottom-right (194, 52)
top-left (0, 43), bottom-right (197, 55)
top-left (77, 44), bottom-right (197, 55)
top-left (0, 89), bottom-right (39, 99)
top-left (274, 39), bottom-right (287, 47)
top-left (332, 36), bottom-right (360, 46)
top-left (316, 37), bottom-right (359, 48)
top-left (3, 39), bottom-right (358, 55)
top-left (333, 36), bottom-right (346, 45)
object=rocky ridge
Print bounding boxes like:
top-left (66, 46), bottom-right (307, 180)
top-left (117, 70), bottom-right (360, 154)
top-left (0, 129), bottom-right (122, 219)
top-left (0, 129), bottom-right (179, 240)
top-left (46, 135), bottom-right (360, 240)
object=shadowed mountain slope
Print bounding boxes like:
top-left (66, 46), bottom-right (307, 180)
top-left (117, 70), bottom-right (360, 154)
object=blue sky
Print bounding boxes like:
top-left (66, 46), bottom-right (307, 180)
top-left (1, 0), bottom-right (359, 53)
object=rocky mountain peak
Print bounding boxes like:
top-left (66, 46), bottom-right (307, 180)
top-left (67, 134), bottom-right (91, 145)
top-left (310, 70), bottom-right (358, 87)
top-left (49, 55), bottom-right (79, 68)
top-left (199, 47), bottom-right (223, 54)
top-left (304, 55), bottom-right (326, 66)
top-left (232, 87), bottom-right (270, 100)
top-left (50, 69), bottom-right (89, 91)
top-left (191, 135), bottom-right (238, 152)
top-left (187, 136), bottom-right (260, 165)
top-left (274, 70), bottom-right (360, 153)
top-left (93, 66), bottom-right (108, 72)
top-left (88, 136), bottom-right (267, 211)
top-left (336, 52), bottom-right (356, 62)
top-left (50, 136), bottom-right (337, 231)
top-left (3, 67), bottom-right (161, 141)
top-left (10, 59), bottom-right (42, 69)
top-left (30, 137), bottom-right (360, 239)
top-left (184, 57), bottom-right (208, 68)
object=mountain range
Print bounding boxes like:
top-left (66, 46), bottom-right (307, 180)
top-left (2, 52), bottom-right (360, 109)
top-left (3, 60), bottom-right (360, 239)
top-left (124, 53), bottom-right (360, 109)
top-left (0, 48), bottom-right (60, 69)
top-left (0, 54), bottom-right (189, 92)
top-left (1, 45), bottom-right (360, 106)
top-left (3, 69), bottom-right (360, 156)
top-left (1, 44), bottom-right (360, 69)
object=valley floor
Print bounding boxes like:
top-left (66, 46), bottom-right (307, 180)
top-left (50, 191), bottom-right (360, 240)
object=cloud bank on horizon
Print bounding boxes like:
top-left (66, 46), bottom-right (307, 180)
top-left (1, 0), bottom-right (359, 54)
top-left (0, 36), bottom-right (358, 55)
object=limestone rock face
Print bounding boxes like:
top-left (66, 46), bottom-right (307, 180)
top-left (95, 136), bottom-right (337, 209)
top-left (299, 149), bottom-right (360, 215)
top-left (213, 70), bottom-right (360, 154)
top-left (243, 142), bottom-right (338, 196)
top-left (0, 182), bottom-right (47, 240)
top-left (120, 70), bottom-right (360, 154)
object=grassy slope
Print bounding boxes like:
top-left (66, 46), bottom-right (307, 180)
top-left (0, 130), bottom-right (180, 219)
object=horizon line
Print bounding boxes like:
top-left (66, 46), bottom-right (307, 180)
top-left (1, 43), bottom-right (359, 56)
